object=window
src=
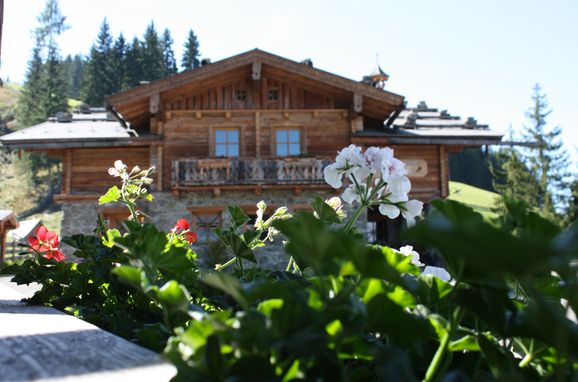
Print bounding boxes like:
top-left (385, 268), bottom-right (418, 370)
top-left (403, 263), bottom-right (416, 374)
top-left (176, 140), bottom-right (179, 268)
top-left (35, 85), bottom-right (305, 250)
top-left (189, 208), bottom-right (223, 243)
top-left (276, 129), bottom-right (301, 156)
top-left (267, 88), bottom-right (279, 101)
top-left (236, 89), bottom-right (247, 101)
top-left (215, 129), bottom-right (239, 157)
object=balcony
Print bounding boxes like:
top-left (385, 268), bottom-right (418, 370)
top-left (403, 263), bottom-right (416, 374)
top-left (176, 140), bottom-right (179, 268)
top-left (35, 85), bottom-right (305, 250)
top-left (172, 157), bottom-right (333, 187)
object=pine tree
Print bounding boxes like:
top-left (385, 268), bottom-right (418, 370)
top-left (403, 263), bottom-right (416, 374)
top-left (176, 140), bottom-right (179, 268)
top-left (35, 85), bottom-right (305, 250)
top-left (82, 18), bottom-right (116, 106)
top-left (17, 47), bottom-right (46, 126)
top-left (112, 33), bottom-right (127, 92)
top-left (566, 178), bottom-right (578, 225)
top-left (181, 29), bottom-right (200, 71)
top-left (124, 37), bottom-right (144, 88)
top-left (522, 84), bottom-right (571, 216)
top-left (141, 21), bottom-right (164, 81)
top-left (492, 145), bottom-right (540, 207)
top-left (161, 28), bottom-right (177, 77)
top-left (18, 0), bottom-right (69, 126)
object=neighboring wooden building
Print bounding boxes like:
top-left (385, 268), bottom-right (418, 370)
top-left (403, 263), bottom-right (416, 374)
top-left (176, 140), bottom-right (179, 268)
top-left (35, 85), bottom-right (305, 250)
top-left (0, 49), bottom-right (502, 254)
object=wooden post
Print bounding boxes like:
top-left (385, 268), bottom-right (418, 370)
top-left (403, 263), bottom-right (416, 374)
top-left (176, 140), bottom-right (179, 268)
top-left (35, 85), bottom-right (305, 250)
top-left (255, 111), bottom-right (261, 158)
top-left (439, 146), bottom-right (448, 198)
top-left (157, 145), bottom-right (163, 191)
top-left (64, 150), bottom-right (72, 195)
top-left (0, 223), bottom-right (6, 264)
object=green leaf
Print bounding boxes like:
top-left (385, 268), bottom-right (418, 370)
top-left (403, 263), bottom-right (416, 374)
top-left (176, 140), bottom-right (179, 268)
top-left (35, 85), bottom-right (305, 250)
top-left (201, 272), bottom-right (248, 309)
top-left (449, 335), bottom-right (480, 351)
top-left (98, 185), bottom-right (121, 205)
top-left (112, 265), bottom-right (145, 289)
top-left (227, 205), bottom-right (250, 229)
top-left (478, 335), bottom-right (513, 377)
top-left (102, 228), bottom-right (121, 248)
top-left (154, 280), bottom-right (190, 314)
top-left (311, 196), bottom-right (341, 224)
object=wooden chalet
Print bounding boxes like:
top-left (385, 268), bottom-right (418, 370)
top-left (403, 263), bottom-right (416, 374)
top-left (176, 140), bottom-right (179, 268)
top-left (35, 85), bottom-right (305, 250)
top-left (0, 49), bottom-right (503, 248)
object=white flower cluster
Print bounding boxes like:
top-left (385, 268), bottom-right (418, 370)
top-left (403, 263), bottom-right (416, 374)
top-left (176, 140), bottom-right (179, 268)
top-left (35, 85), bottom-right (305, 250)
top-left (323, 145), bottom-right (423, 225)
top-left (398, 245), bottom-right (452, 282)
top-left (108, 160), bottom-right (154, 185)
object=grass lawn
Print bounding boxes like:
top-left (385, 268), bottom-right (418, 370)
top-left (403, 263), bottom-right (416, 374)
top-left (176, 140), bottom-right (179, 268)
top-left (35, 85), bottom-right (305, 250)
top-left (447, 181), bottom-right (502, 221)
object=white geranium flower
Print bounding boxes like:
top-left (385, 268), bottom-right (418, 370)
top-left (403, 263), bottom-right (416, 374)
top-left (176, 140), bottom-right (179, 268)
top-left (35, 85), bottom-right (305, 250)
top-left (422, 266), bottom-right (451, 282)
top-left (342, 186), bottom-right (361, 204)
top-left (386, 176), bottom-right (411, 197)
top-left (325, 196), bottom-right (346, 219)
top-left (398, 245), bottom-right (423, 266)
top-left (384, 157), bottom-right (407, 179)
top-left (401, 199), bottom-right (424, 226)
top-left (379, 203), bottom-right (400, 219)
top-left (323, 163), bottom-right (343, 188)
top-left (108, 160), bottom-right (127, 177)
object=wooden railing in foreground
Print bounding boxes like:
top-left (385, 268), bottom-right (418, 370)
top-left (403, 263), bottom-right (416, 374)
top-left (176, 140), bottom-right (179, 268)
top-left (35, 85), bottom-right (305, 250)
top-left (172, 157), bottom-right (333, 186)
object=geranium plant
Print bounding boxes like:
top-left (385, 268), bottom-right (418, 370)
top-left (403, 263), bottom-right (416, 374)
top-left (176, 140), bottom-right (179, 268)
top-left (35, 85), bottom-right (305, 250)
top-left (2, 146), bottom-right (577, 381)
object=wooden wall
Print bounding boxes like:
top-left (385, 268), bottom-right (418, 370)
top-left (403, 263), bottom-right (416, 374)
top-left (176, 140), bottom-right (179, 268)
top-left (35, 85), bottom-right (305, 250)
top-left (385, 145), bottom-right (442, 202)
top-left (165, 73), bottom-right (348, 111)
top-left (161, 110), bottom-right (350, 189)
top-left (69, 147), bottom-right (150, 193)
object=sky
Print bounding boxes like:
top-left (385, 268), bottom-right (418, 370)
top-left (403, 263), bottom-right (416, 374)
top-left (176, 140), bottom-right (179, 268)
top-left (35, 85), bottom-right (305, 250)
top-left (2, 0), bottom-right (577, 169)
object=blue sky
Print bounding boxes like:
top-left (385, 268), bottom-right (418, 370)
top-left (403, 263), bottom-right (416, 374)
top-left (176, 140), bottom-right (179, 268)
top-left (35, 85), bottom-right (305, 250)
top-left (2, 0), bottom-right (577, 168)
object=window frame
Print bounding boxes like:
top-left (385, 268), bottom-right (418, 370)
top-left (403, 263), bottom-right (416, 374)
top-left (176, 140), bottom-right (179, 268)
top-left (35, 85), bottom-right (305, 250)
top-left (211, 127), bottom-right (241, 158)
top-left (274, 127), bottom-right (303, 157)
top-left (188, 207), bottom-right (224, 243)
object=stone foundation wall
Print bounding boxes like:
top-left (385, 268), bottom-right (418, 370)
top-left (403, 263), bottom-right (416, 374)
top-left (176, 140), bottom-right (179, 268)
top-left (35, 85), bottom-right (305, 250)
top-left (59, 189), bottom-right (367, 269)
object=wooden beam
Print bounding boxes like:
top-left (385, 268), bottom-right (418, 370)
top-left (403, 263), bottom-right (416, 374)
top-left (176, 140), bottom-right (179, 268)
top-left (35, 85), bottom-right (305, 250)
top-left (353, 93), bottom-right (363, 113)
top-left (149, 92), bottom-right (160, 114)
top-left (64, 150), bottom-right (72, 195)
top-left (439, 146), bottom-right (449, 198)
top-left (157, 145), bottom-right (163, 191)
top-left (252, 61), bottom-right (262, 80)
top-left (255, 111), bottom-right (261, 158)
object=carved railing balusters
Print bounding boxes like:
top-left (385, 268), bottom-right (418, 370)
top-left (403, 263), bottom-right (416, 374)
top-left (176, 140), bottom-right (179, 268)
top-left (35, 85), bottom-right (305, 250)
top-left (172, 158), bottom-right (332, 186)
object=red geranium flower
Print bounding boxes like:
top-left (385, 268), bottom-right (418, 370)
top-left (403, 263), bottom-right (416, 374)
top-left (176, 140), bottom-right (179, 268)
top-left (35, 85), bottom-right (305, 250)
top-left (44, 250), bottom-right (65, 262)
top-left (185, 231), bottom-right (197, 245)
top-left (173, 218), bottom-right (190, 232)
top-left (28, 226), bottom-right (59, 252)
top-left (28, 226), bottom-right (65, 262)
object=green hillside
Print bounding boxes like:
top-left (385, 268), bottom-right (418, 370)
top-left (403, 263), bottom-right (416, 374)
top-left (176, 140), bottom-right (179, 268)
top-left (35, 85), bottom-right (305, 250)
top-left (447, 181), bottom-right (502, 220)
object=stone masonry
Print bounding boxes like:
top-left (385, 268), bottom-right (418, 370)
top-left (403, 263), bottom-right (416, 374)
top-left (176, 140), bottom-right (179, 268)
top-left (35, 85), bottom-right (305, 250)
top-left (60, 189), bottom-right (365, 270)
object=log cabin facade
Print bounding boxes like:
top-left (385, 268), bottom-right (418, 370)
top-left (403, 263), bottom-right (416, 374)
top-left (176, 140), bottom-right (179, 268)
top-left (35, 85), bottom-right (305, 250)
top-left (0, 49), bottom-right (502, 259)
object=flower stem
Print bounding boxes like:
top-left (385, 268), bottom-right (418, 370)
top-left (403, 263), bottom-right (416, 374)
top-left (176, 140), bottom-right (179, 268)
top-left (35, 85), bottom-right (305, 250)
top-left (343, 203), bottom-right (367, 232)
top-left (215, 256), bottom-right (238, 271)
top-left (286, 256), bottom-right (294, 272)
top-left (424, 306), bottom-right (464, 382)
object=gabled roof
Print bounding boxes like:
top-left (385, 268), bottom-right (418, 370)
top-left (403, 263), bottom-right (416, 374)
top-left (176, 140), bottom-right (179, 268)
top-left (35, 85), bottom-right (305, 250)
top-left (0, 112), bottom-right (154, 149)
top-left (107, 49), bottom-right (405, 126)
top-left (354, 102), bottom-right (503, 146)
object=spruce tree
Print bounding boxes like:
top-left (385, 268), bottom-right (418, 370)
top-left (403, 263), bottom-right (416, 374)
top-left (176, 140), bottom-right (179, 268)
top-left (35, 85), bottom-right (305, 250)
top-left (141, 22), bottom-right (164, 81)
top-left (522, 84), bottom-right (571, 216)
top-left (124, 37), bottom-right (144, 88)
top-left (82, 18), bottom-right (116, 106)
top-left (17, 47), bottom-right (46, 126)
top-left (492, 145), bottom-right (540, 207)
top-left (112, 33), bottom-right (127, 92)
top-left (18, 0), bottom-right (69, 126)
top-left (161, 28), bottom-right (178, 77)
top-left (181, 29), bottom-right (200, 71)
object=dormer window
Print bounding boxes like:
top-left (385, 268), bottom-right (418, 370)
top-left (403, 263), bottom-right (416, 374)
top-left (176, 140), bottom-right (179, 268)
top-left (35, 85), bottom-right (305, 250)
top-left (267, 88), bottom-right (279, 101)
top-left (236, 89), bottom-right (247, 101)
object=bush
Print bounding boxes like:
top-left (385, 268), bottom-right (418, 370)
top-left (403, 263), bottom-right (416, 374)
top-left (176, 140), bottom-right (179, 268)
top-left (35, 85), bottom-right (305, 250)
top-left (2, 148), bottom-right (578, 381)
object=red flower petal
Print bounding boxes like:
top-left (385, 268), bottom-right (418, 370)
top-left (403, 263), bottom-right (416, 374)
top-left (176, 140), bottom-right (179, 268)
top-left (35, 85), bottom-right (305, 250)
top-left (43, 250), bottom-right (65, 262)
top-left (45, 230), bottom-right (59, 247)
top-left (174, 219), bottom-right (190, 231)
top-left (185, 231), bottom-right (197, 244)
top-left (36, 226), bottom-right (48, 241)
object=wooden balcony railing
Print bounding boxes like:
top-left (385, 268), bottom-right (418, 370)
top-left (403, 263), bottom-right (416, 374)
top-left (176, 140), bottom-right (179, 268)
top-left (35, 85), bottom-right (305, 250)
top-left (172, 157), bottom-right (333, 186)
